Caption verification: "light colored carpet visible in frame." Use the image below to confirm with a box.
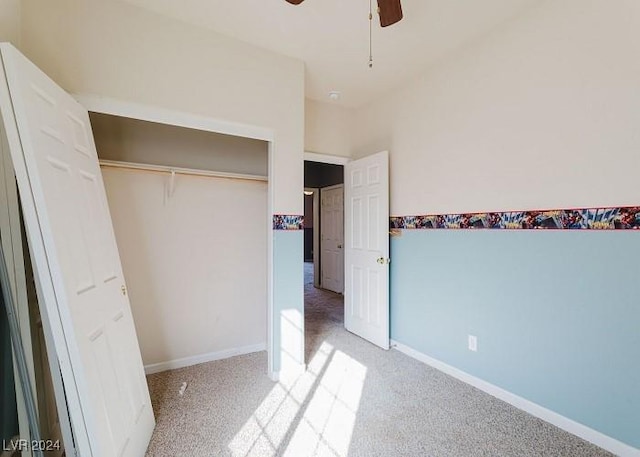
[144,262,612,457]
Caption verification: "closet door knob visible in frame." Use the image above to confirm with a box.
[121,285,127,296]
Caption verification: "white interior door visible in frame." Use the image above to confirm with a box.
[344,151,389,349]
[0,43,154,456]
[320,184,344,293]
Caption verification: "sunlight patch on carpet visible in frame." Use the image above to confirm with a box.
[229,341,367,457]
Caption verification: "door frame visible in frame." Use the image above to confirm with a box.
[303,187,320,288]
[0,115,37,457]
[76,96,280,383]
[303,152,350,291]
[2,124,70,457]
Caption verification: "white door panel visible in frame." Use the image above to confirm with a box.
[344,151,389,349]
[320,185,344,294]
[0,43,154,457]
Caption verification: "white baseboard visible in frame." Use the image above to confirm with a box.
[144,343,267,375]
[391,340,640,457]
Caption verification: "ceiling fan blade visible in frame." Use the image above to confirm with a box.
[285,0,305,4]
[377,0,403,27]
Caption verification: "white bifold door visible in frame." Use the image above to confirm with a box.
[344,151,390,350]
[0,43,154,456]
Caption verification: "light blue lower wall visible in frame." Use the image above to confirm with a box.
[390,230,640,449]
[273,230,304,373]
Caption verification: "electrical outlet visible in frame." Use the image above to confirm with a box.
[468,335,478,352]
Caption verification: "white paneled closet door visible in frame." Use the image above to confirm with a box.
[0,43,154,457]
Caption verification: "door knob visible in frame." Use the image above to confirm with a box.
[121,285,127,296]
[338,244,343,249]
[377,257,390,265]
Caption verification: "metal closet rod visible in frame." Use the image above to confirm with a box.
[98,159,268,182]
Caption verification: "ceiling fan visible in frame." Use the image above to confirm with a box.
[285,0,403,28]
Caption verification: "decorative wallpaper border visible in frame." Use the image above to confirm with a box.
[390,206,640,230]
[273,215,304,230]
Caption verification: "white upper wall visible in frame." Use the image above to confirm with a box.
[0,0,20,45]
[353,0,640,216]
[21,0,304,213]
[305,99,353,158]
[118,0,539,108]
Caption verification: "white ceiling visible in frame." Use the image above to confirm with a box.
[121,0,539,107]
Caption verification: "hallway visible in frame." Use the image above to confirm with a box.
[304,261,343,363]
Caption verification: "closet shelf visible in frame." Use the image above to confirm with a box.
[98,159,267,182]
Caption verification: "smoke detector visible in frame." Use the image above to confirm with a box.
[328,91,341,101]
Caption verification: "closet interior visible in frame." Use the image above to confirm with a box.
[90,113,269,373]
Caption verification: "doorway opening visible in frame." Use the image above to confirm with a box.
[303,159,345,364]
[304,161,345,292]
[303,150,391,367]
[89,111,270,377]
